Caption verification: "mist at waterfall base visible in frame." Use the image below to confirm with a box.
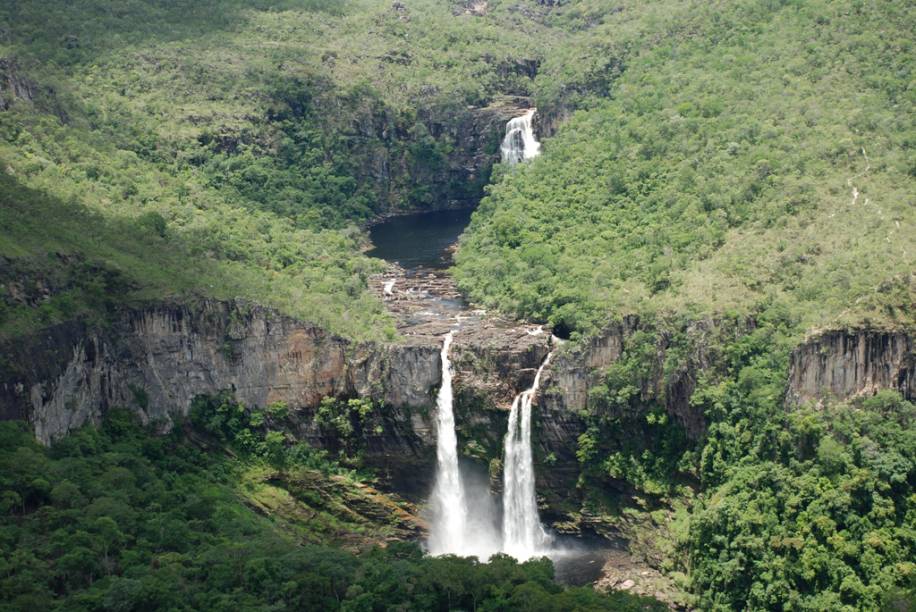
[425,331,502,559]
[425,461,610,586]
[425,334,582,564]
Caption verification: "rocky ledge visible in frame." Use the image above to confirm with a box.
[0,265,561,498]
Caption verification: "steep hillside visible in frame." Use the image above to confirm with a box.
[450,2,915,608]
[0,1,913,610]
[456,0,915,336]
[0,0,559,339]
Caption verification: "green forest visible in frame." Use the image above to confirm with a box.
[0,0,913,610]
[0,407,663,611]
[455,0,913,337]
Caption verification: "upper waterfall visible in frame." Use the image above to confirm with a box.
[501,350,553,559]
[500,108,541,165]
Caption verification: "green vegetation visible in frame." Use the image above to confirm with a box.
[572,316,915,610]
[450,2,915,605]
[0,170,392,338]
[690,392,915,610]
[0,0,558,340]
[456,0,915,336]
[1,0,914,609]
[0,408,665,611]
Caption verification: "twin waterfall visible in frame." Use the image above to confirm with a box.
[500,108,542,164]
[428,111,548,560]
[502,352,553,558]
[428,329,554,561]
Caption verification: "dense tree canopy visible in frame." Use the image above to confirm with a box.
[0,409,665,612]
[456,0,914,337]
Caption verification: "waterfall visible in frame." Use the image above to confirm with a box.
[424,330,558,560]
[500,108,541,165]
[427,331,468,555]
[501,351,553,559]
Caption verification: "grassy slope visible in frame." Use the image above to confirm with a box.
[455,0,915,337]
[0,0,556,340]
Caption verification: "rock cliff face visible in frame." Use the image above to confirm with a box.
[542,318,639,415]
[542,322,916,447]
[786,330,915,406]
[0,57,68,121]
[541,316,719,441]
[0,58,37,110]
[327,96,532,215]
[0,296,558,496]
[0,300,442,445]
[1,294,911,511]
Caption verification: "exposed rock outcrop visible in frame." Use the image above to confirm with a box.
[786,329,915,406]
[543,322,915,453]
[542,317,639,414]
[453,0,488,17]
[542,316,724,441]
[317,95,532,215]
[0,57,68,121]
[0,300,442,446]
[0,282,560,496]
[0,58,37,109]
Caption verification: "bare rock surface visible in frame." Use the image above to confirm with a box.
[787,329,914,406]
[370,263,552,406]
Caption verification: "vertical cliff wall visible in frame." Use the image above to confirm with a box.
[1,297,911,512]
[786,330,915,406]
[0,298,560,497]
[541,316,718,441]
[0,300,442,445]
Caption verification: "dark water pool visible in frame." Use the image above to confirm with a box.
[367,208,473,269]
[551,546,614,586]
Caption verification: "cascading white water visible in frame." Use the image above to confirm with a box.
[425,326,557,560]
[500,108,541,165]
[427,331,468,555]
[501,351,553,559]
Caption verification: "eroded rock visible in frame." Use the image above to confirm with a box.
[787,329,914,406]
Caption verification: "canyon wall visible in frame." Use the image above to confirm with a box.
[0,300,442,445]
[0,299,911,506]
[542,321,915,445]
[541,316,720,441]
[322,95,533,215]
[0,299,554,496]
[786,330,915,406]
